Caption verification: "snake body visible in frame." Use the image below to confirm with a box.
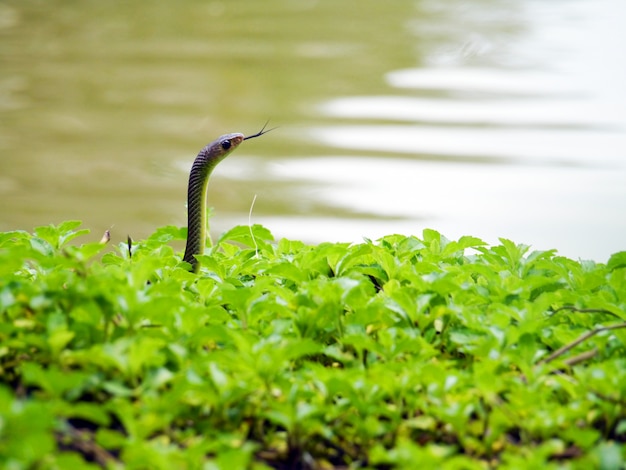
[183,126,270,272]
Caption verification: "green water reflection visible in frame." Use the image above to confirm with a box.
[0,0,415,236]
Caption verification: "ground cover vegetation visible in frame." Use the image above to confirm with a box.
[1,221,625,469]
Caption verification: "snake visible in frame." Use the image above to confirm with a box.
[182,124,271,272]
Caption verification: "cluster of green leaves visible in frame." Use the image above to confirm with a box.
[1,221,625,469]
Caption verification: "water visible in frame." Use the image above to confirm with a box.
[1,0,625,261]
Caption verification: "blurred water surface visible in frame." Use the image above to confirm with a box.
[1,0,624,260]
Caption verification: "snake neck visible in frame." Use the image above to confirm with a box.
[182,153,215,272]
[181,132,245,272]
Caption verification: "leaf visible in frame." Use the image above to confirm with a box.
[0,387,56,465]
[30,237,54,257]
[217,224,274,250]
[441,235,487,257]
[95,428,127,449]
[102,381,134,397]
[422,228,448,253]
[34,220,88,248]
[283,338,323,361]
[47,329,75,356]
[147,225,187,242]
[21,363,90,398]
[498,238,530,267]
[59,228,90,247]
[594,442,623,470]
[607,251,626,271]
[64,241,107,261]
[56,401,111,426]
[0,229,30,247]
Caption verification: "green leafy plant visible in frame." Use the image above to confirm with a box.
[1,222,625,468]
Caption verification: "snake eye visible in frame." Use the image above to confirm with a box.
[221,139,232,150]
